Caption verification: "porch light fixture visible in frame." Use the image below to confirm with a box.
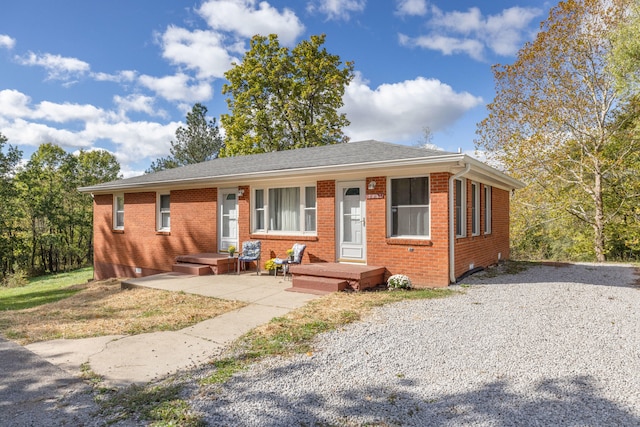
[238,189,245,196]
[368,181,376,190]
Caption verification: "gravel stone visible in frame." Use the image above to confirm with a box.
[191,262,640,426]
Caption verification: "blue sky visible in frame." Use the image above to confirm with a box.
[0,0,550,177]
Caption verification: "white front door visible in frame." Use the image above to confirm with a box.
[337,181,366,262]
[219,189,238,252]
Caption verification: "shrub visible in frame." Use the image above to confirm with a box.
[3,268,28,288]
[387,274,411,290]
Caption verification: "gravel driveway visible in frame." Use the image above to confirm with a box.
[191,262,640,426]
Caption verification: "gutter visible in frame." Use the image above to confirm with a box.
[449,162,471,284]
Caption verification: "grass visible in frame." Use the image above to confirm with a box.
[95,383,205,427]
[0,273,246,345]
[0,267,94,310]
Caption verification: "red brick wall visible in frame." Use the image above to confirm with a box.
[453,182,510,279]
[92,176,511,286]
[93,189,217,280]
[367,173,451,287]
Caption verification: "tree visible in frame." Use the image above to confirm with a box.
[221,34,354,156]
[0,133,23,277]
[476,0,636,262]
[609,0,640,96]
[147,103,223,173]
[14,144,121,273]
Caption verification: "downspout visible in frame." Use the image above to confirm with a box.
[449,163,471,283]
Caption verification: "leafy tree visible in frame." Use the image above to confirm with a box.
[14,144,121,273]
[476,0,636,262]
[221,34,354,156]
[147,103,223,173]
[609,0,640,96]
[0,133,23,277]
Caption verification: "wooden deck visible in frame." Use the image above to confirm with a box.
[288,263,386,294]
[173,253,237,275]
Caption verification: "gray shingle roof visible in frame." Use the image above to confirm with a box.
[80,140,458,192]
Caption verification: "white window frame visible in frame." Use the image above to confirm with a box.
[471,181,480,236]
[484,185,492,235]
[157,192,171,231]
[113,193,124,230]
[388,175,431,239]
[252,184,317,235]
[455,178,466,238]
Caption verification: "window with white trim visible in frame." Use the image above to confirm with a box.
[484,185,492,234]
[471,182,480,236]
[157,193,170,231]
[455,178,466,237]
[304,186,316,232]
[390,176,430,237]
[114,194,124,230]
[253,185,316,233]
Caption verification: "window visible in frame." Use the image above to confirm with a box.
[254,189,265,231]
[484,186,492,234]
[455,178,466,237]
[471,182,480,236]
[114,194,124,230]
[304,186,316,232]
[390,177,430,237]
[253,185,316,233]
[158,193,170,231]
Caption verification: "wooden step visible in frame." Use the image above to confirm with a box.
[172,263,211,276]
[289,275,348,294]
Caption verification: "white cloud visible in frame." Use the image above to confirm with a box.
[114,94,167,118]
[399,33,485,61]
[16,52,90,80]
[342,73,483,142]
[92,70,138,83]
[395,0,427,17]
[0,34,16,50]
[33,101,107,123]
[138,73,213,103]
[198,0,304,46]
[400,5,542,60]
[160,26,238,79]
[0,89,32,118]
[82,120,180,166]
[307,0,366,20]
[2,118,90,148]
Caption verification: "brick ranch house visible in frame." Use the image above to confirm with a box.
[79,140,523,287]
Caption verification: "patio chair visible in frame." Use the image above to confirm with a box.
[237,240,261,275]
[274,243,306,280]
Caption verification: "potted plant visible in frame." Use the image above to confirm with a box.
[264,258,276,272]
[387,274,412,290]
[228,245,236,257]
[286,248,294,262]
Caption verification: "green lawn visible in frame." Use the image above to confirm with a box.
[0,267,94,311]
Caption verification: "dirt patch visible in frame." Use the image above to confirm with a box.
[0,278,246,345]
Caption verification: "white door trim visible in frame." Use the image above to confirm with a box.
[219,188,238,253]
[336,181,367,264]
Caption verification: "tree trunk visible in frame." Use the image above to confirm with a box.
[593,170,606,262]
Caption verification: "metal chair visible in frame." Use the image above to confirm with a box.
[237,240,261,275]
[274,243,306,279]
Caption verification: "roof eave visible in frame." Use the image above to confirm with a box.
[79,153,524,194]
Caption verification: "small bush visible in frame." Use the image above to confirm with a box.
[387,274,412,290]
[3,268,28,288]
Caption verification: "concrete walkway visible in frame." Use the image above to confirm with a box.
[25,273,319,388]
